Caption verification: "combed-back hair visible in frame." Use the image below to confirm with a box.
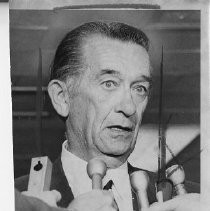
[50,21,150,81]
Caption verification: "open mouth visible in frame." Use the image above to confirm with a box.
[107,125,133,132]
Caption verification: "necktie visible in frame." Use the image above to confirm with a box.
[103,180,113,190]
[103,179,138,211]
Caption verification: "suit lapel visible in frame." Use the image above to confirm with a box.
[49,158,157,209]
[50,157,74,208]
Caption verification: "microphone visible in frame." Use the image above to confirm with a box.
[166,165,187,196]
[87,158,107,189]
[130,170,149,209]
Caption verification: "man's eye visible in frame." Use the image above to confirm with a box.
[134,85,148,96]
[102,80,118,89]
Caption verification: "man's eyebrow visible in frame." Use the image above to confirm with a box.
[133,75,152,84]
[95,69,152,83]
[95,69,121,79]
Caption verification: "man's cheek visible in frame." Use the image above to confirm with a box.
[134,106,147,129]
[84,101,101,142]
[136,99,148,115]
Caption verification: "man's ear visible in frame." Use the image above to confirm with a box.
[48,80,70,117]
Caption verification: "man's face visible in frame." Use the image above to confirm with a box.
[66,35,151,167]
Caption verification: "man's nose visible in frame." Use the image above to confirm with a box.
[114,90,136,117]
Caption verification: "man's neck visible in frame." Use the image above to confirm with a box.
[66,141,128,170]
[65,129,89,162]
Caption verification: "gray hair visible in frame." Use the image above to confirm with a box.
[50,21,150,81]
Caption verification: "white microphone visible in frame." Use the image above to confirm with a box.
[166,165,187,195]
[87,158,107,189]
[130,170,149,209]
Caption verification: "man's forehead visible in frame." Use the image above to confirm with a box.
[80,34,150,82]
[82,34,148,54]
[82,34,150,68]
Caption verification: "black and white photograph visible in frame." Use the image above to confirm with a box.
[1,0,210,210]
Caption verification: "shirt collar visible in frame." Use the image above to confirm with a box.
[61,140,129,190]
[61,140,133,211]
[61,140,91,196]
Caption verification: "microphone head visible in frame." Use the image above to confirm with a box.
[87,158,107,179]
[166,165,185,186]
[130,170,149,192]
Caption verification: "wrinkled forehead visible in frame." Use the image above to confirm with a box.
[82,34,149,58]
[81,34,150,77]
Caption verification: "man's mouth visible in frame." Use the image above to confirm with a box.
[106,125,134,132]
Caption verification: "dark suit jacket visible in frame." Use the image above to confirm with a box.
[15,157,199,210]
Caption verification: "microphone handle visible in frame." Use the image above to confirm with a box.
[174,184,187,195]
[92,174,103,189]
[136,190,149,209]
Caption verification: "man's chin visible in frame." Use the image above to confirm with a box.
[100,146,132,158]
[100,152,130,168]
[96,136,135,161]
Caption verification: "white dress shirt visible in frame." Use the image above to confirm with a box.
[61,140,133,211]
